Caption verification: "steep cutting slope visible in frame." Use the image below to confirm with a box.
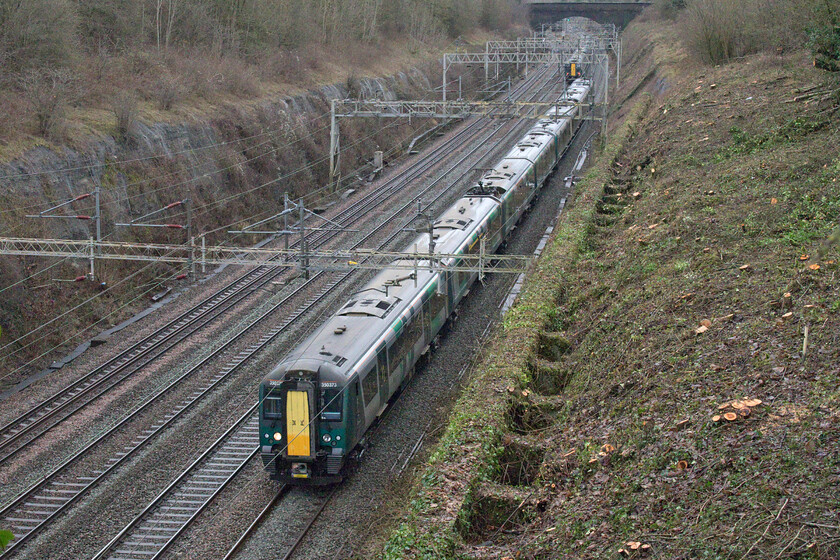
[380,16,840,560]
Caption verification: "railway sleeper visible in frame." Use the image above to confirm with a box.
[125,534,172,541]
[170,497,207,504]
[119,540,162,546]
[114,549,158,556]
[44,488,79,494]
[173,492,212,498]
[5,518,40,525]
[19,509,54,516]
[24,500,64,507]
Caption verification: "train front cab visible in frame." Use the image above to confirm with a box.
[564,61,581,83]
[259,363,347,485]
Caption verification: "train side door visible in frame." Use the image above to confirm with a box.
[361,364,380,426]
[376,345,389,405]
[353,380,365,441]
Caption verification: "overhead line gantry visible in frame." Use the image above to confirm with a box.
[3,22,618,289]
[0,237,532,277]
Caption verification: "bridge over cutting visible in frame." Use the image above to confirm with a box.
[522,0,651,28]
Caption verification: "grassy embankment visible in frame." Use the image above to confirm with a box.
[382,16,840,560]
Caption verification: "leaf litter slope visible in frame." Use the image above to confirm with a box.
[501,22,840,560]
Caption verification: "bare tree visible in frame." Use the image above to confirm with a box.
[112,91,138,141]
[0,0,78,70]
[155,0,178,51]
[156,0,163,51]
[19,68,77,138]
[165,0,179,50]
[362,0,383,41]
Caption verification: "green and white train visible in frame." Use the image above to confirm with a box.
[259,77,592,484]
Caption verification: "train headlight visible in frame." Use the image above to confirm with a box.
[322,433,332,443]
[273,432,282,441]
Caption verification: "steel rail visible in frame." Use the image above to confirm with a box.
[140,64,565,560]
[0,268,283,467]
[0,266,268,452]
[90,405,260,560]
[279,488,338,560]
[0,66,544,471]
[221,485,289,560]
[0,66,559,557]
[0,275,330,555]
[82,64,562,560]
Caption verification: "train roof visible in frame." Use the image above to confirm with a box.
[261,79,591,388]
[478,79,591,193]
[263,196,498,385]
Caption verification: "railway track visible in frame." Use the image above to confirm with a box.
[221,485,335,560]
[93,68,572,560]
[82,70,560,560]
[0,67,548,472]
[221,486,290,560]
[276,489,336,560]
[91,407,261,560]
[0,67,561,558]
[83,69,564,560]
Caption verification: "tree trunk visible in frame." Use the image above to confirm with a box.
[155,0,163,51]
[165,0,177,50]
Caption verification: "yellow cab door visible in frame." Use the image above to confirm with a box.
[286,390,311,457]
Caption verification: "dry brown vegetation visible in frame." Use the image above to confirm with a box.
[0,0,524,380]
[650,0,840,67]
[0,0,525,146]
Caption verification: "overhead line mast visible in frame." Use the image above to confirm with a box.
[4,21,617,287]
[26,184,101,281]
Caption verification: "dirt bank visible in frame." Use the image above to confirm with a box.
[378,15,840,560]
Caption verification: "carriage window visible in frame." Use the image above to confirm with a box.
[430,287,447,319]
[320,388,342,421]
[263,396,283,420]
[423,299,432,338]
[407,307,424,350]
[388,325,408,376]
[362,369,378,407]
[376,348,388,388]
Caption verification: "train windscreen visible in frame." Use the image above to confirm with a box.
[262,388,283,419]
[320,388,342,421]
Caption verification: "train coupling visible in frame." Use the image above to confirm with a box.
[291,462,310,479]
